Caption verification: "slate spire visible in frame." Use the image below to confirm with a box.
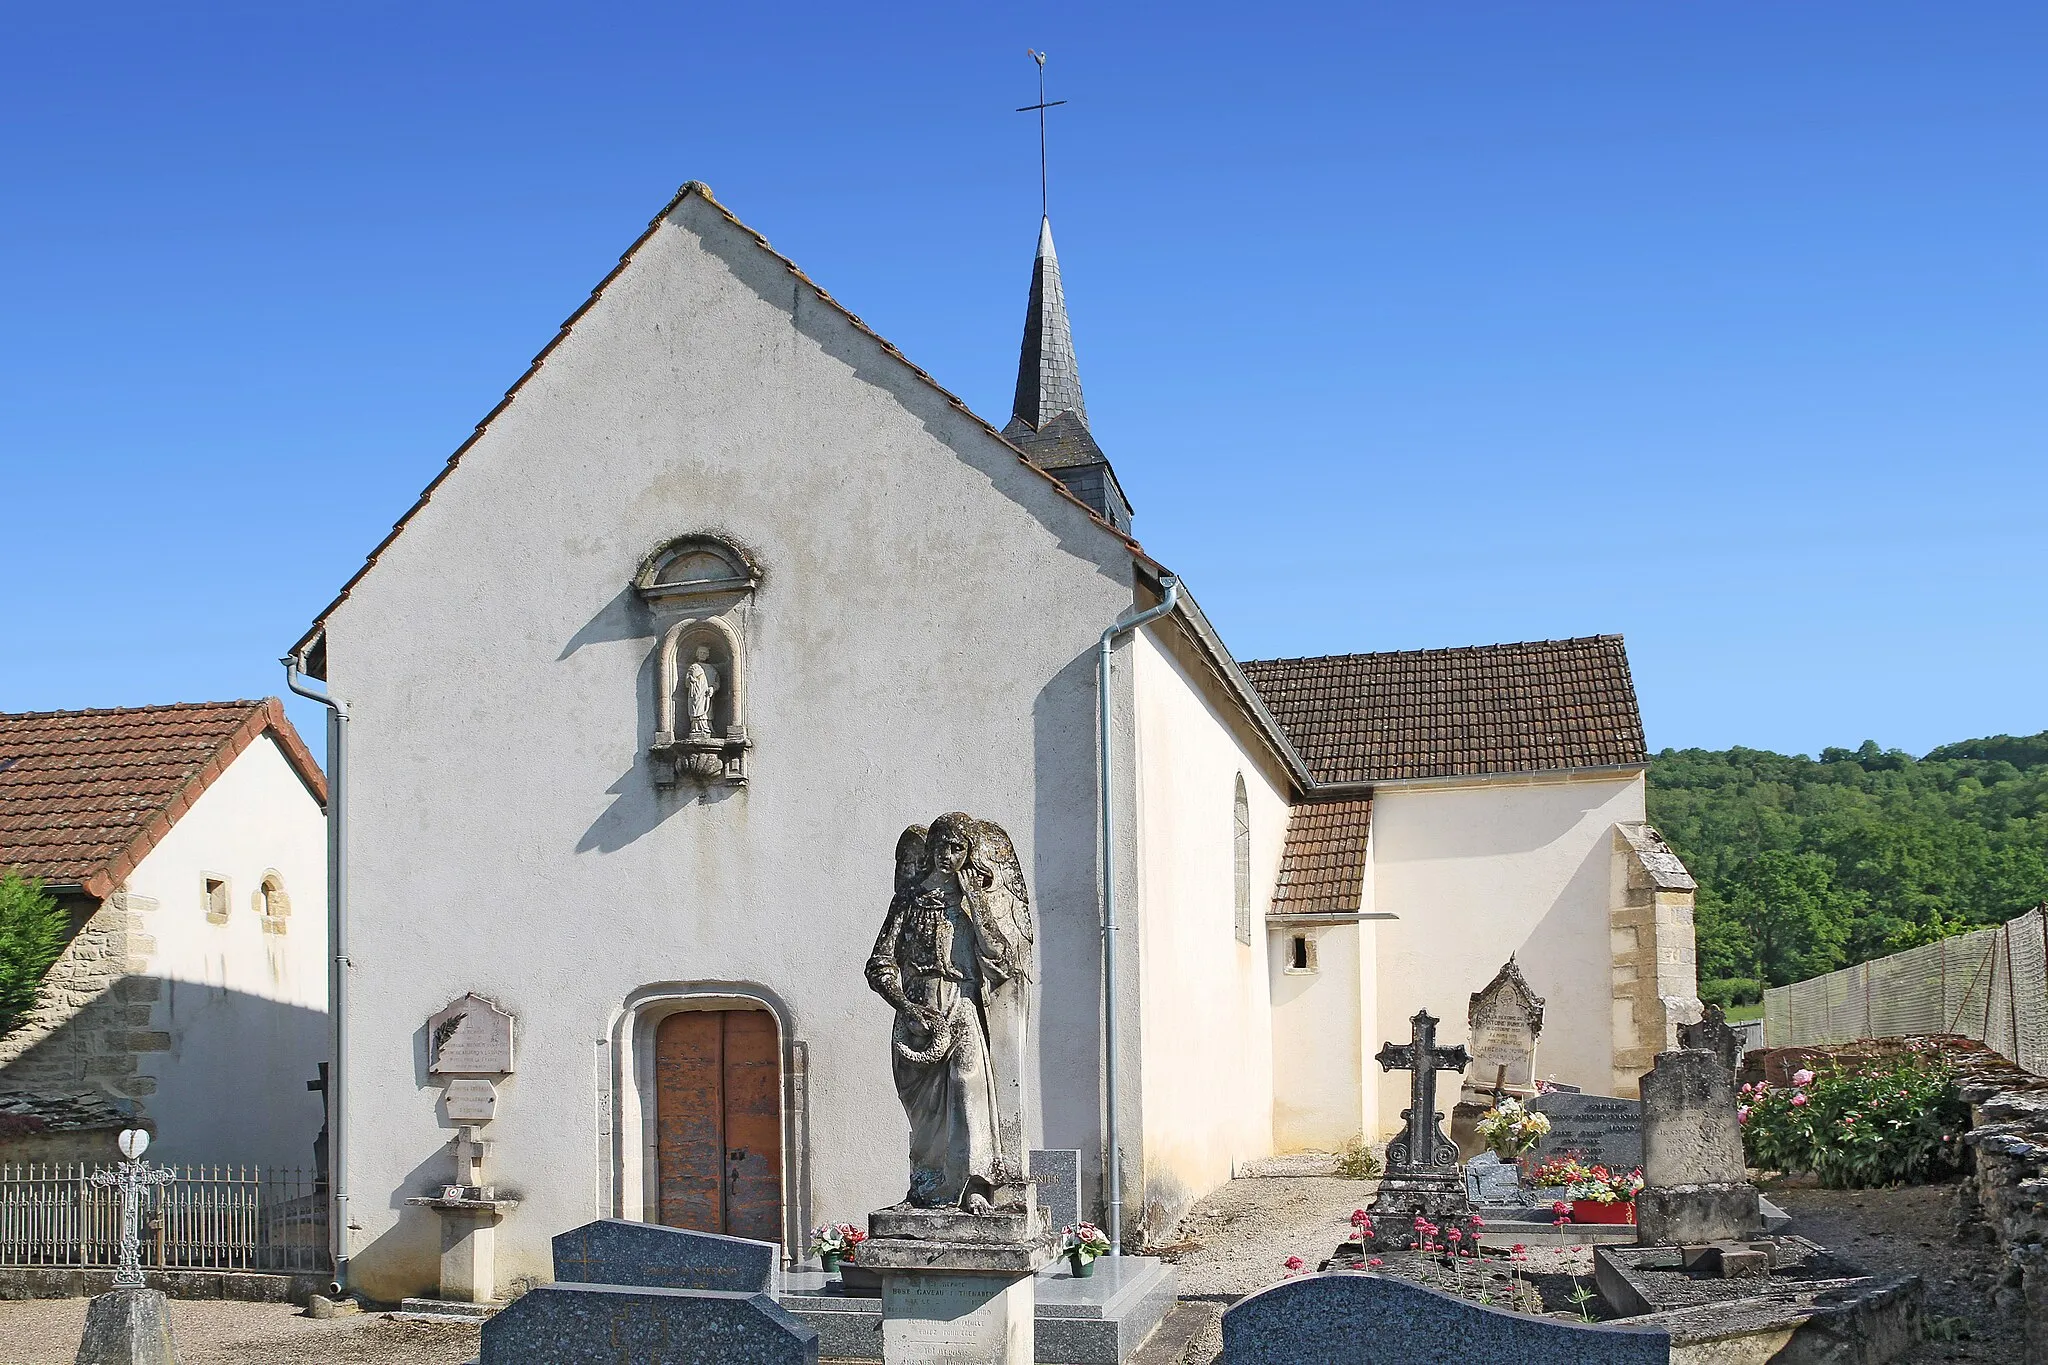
[1010,217,1088,431]
[1001,217,1133,531]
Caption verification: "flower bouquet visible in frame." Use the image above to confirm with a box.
[809,1222,866,1272]
[1529,1155,1642,1224]
[1059,1222,1112,1278]
[1472,1097,1551,1162]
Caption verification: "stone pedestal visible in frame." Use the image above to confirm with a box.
[405,1191,520,1304]
[75,1286,181,1365]
[859,1203,1054,1365]
[1636,1049,1761,1247]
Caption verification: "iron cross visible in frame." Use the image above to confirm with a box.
[1017,49,1068,219]
[89,1155,177,1287]
[1375,1009,1471,1173]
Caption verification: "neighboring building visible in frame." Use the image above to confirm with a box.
[287,182,1698,1300]
[0,700,329,1170]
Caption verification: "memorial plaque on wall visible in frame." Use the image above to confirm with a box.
[428,992,517,1075]
[1528,1092,1643,1171]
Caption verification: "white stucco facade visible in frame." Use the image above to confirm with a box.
[115,734,328,1170]
[1367,771,1647,1132]
[1128,626,1289,1233]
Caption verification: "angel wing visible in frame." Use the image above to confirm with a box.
[967,817,1034,982]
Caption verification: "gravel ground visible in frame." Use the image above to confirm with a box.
[1768,1179,2026,1365]
[0,1300,478,1365]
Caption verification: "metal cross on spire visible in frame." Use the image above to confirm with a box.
[1017,49,1067,220]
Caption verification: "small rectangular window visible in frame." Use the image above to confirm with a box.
[203,876,230,924]
[1284,932,1319,974]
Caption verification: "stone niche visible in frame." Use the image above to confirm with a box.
[634,534,760,788]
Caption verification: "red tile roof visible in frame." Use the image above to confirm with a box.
[1270,797,1372,916]
[1240,636,1648,785]
[0,700,325,898]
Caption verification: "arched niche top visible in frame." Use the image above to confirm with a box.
[634,534,761,608]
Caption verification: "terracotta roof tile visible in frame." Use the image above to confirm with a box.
[0,700,325,897]
[1270,797,1372,916]
[1241,636,1647,785]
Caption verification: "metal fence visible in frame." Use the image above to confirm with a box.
[0,1164,327,1274]
[1765,904,2048,1076]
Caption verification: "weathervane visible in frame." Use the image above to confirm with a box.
[1017,49,1067,219]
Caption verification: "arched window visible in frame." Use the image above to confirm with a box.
[1233,775,1252,944]
[256,872,291,935]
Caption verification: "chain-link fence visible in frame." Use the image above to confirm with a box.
[1764,904,2048,1076]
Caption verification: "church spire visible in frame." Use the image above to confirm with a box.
[1001,218,1133,531]
[1010,216,1088,431]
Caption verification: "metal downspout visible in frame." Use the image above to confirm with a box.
[1096,574,1178,1256]
[284,657,349,1295]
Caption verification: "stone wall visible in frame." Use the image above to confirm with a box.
[0,890,164,1117]
[1609,823,1701,1098]
[1943,1039,2048,1365]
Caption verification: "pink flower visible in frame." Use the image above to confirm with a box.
[1551,1200,1570,1217]
[1511,1243,1527,1255]
[1791,1093,1809,1107]
[1283,1256,1304,1271]
[1469,1215,1485,1228]
[1368,1257,1383,1267]
[1792,1069,1815,1087]
[1352,1209,1370,1225]
[1738,1105,1750,1122]
[1447,1229,1462,1242]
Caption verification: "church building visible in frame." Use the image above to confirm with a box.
[287,182,1699,1301]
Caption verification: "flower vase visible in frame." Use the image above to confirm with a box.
[820,1251,843,1272]
[1068,1251,1096,1279]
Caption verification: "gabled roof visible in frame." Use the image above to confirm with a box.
[1269,797,1372,916]
[0,700,325,898]
[290,184,1153,666]
[1240,636,1648,786]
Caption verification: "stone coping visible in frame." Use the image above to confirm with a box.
[780,1255,1169,1321]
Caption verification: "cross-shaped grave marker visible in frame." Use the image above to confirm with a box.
[89,1130,177,1288]
[1375,1009,1471,1174]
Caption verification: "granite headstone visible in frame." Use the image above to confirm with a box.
[1529,1092,1643,1171]
[1222,1272,1670,1365]
[480,1283,815,1365]
[551,1219,778,1294]
[1463,1152,1524,1205]
[1028,1149,1081,1232]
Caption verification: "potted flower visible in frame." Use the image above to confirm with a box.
[809,1222,864,1272]
[1471,1097,1551,1165]
[1528,1156,1641,1224]
[1059,1222,1111,1278]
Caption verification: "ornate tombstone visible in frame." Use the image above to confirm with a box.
[1677,1003,1742,1073]
[1461,957,1545,1107]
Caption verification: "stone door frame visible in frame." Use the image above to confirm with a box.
[608,983,808,1258]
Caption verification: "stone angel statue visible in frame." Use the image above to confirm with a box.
[866,813,1035,1213]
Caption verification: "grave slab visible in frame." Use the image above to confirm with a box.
[479,1282,815,1365]
[551,1218,779,1294]
[1221,1272,1670,1364]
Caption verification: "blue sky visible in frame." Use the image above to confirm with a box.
[2,3,2041,758]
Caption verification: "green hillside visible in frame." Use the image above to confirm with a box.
[1646,731,2048,1005]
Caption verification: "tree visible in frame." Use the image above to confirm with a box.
[0,871,66,1036]
[1720,849,1862,986]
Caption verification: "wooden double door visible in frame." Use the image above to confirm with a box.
[654,1008,784,1243]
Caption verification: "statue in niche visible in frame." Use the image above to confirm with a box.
[683,644,721,739]
[866,814,1034,1213]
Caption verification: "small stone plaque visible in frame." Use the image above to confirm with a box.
[881,1271,1033,1364]
[1028,1149,1080,1231]
[552,1219,778,1295]
[1529,1092,1643,1171]
[443,1079,496,1123]
[1463,1152,1524,1205]
[480,1283,815,1364]
[428,993,515,1076]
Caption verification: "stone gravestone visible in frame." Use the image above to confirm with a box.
[1461,958,1544,1106]
[480,1283,816,1365]
[1677,1004,1742,1073]
[1027,1149,1081,1232]
[1634,1050,1762,1247]
[553,1219,779,1294]
[1222,1272,1670,1365]
[1529,1092,1644,1172]
[1360,1009,1472,1245]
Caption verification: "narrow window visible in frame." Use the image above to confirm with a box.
[257,873,290,935]
[203,876,230,924]
[1286,933,1319,974]
[1233,775,1252,945]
